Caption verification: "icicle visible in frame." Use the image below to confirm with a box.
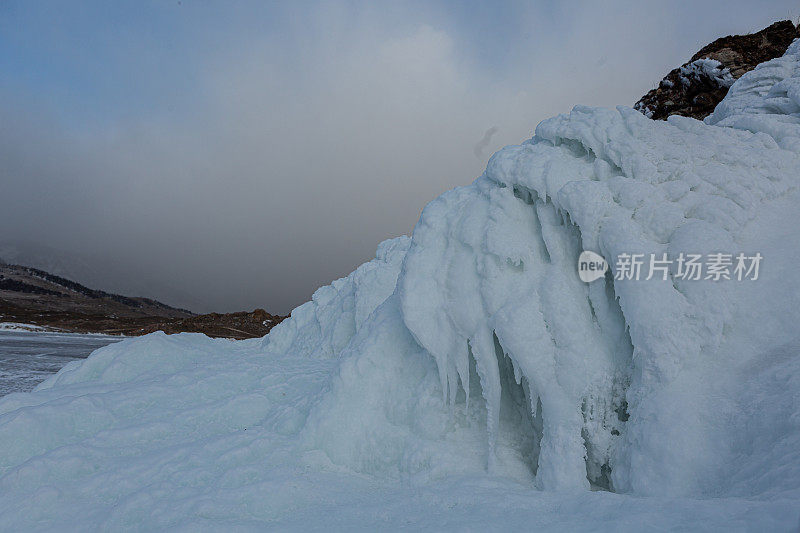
[470,327,501,472]
[458,341,471,414]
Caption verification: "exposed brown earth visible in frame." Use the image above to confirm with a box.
[635,20,800,120]
[135,308,284,339]
[0,262,284,339]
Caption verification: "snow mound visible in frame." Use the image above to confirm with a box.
[1,39,800,530]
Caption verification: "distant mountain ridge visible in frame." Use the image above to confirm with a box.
[14,267,173,310]
[0,261,284,338]
[0,262,192,317]
[0,240,205,312]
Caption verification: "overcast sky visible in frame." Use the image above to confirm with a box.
[1,1,797,313]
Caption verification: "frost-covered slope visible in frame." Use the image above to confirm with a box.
[0,41,799,531]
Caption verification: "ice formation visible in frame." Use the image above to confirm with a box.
[396,99,798,495]
[0,40,799,531]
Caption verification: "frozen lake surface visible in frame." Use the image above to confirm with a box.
[0,330,124,396]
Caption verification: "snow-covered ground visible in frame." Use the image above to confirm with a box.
[0,322,60,332]
[1,40,800,532]
[0,330,124,396]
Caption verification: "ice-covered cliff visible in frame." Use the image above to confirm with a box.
[0,39,799,532]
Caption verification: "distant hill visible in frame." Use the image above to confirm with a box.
[0,240,205,312]
[0,262,284,338]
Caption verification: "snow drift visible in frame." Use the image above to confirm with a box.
[1,40,800,531]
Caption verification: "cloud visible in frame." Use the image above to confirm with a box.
[1,1,797,313]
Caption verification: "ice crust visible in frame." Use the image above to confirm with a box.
[1,40,800,531]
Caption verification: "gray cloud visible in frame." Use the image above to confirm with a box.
[1,2,797,314]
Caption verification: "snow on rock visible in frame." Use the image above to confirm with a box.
[0,38,800,530]
[260,236,409,359]
[678,58,735,88]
